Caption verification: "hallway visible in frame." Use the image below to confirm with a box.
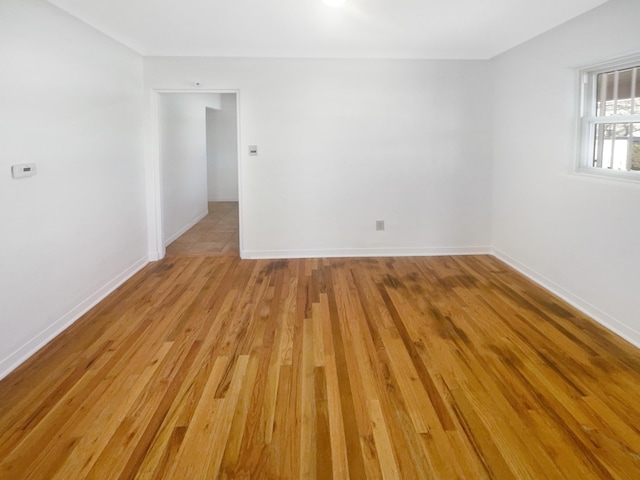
[165,202,239,257]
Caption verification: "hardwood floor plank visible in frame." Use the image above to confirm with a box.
[205,355,251,478]
[164,355,229,479]
[300,316,317,479]
[314,366,334,480]
[368,399,400,480]
[324,265,368,479]
[449,386,519,480]
[272,364,296,478]
[217,355,260,477]
[320,293,350,479]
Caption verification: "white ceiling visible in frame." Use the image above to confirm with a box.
[46,0,608,59]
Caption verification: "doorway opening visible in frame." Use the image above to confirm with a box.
[151,90,241,259]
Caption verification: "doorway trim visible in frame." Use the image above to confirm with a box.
[146,88,243,261]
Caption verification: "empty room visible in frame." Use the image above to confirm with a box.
[1,0,640,478]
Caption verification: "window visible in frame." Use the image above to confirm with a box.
[579,55,640,179]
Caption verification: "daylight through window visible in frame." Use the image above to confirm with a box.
[580,57,640,178]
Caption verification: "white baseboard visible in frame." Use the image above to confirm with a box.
[240,246,493,260]
[493,249,640,349]
[0,256,149,381]
[164,210,208,246]
[148,251,163,262]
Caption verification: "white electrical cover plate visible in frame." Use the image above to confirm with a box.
[11,163,37,179]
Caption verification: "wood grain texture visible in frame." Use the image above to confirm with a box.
[1,255,640,479]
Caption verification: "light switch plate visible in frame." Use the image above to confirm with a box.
[248,145,258,156]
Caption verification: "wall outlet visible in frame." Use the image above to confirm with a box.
[376,220,385,231]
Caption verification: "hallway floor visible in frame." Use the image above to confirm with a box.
[165,202,239,257]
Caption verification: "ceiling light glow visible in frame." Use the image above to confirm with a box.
[323,0,347,6]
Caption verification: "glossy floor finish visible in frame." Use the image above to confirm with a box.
[1,255,640,479]
[165,202,239,257]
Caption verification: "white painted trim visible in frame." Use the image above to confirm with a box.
[235,93,244,258]
[576,53,640,180]
[0,256,149,380]
[145,90,164,261]
[242,246,493,260]
[492,249,640,349]
[575,166,640,184]
[146,88,243,262]
[164,209,208,246]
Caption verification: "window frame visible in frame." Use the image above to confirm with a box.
[577,54,640,182]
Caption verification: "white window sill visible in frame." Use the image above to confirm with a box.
[576,166,640,183]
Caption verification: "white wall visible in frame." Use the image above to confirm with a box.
[145,58,494,258]
[492,0,640,346]
[207,94,239,201]
[158,93,221,244]
[0,0,147,378]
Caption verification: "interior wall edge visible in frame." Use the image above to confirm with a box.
[492,248,640,350]
[0,256,149,381]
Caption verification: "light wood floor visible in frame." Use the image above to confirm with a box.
[1,255,640,479]
[166,202,239,257]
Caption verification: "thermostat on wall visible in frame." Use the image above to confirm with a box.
[11,163,37,179]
